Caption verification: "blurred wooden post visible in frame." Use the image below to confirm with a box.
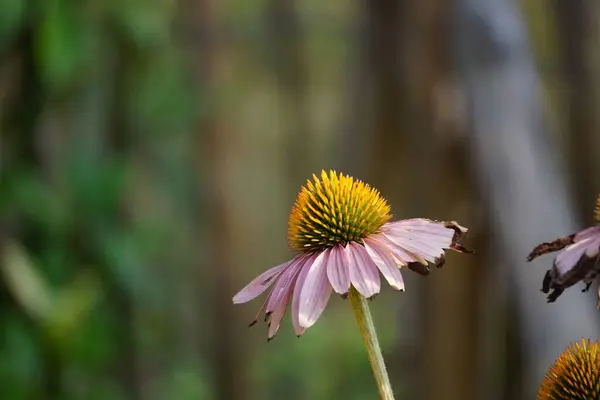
[266,0,311,188]
[553,0,600,220]
[402,3,480,400]
[183,0,245,398]
[362,0,407,191]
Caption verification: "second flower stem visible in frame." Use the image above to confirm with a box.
[348,287,395,400]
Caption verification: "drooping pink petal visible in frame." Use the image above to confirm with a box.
[248,288,274,327]
[267,293,291,341]
[298,251,333,329]
[584,239,600,258]
[381,219,454,262]
[326,246,350,295]
[373,233,424,266]
[363,237,405,291]
[291,256,313,336]
[575,226,600,241]
[346,242,381,298]
[265,255,306,314]
[232,262,289,304]
[384,219,454,247]
[383,230,448,261]
[384,218,457,238]
[555,236,600,275]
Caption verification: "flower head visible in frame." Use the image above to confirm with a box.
[538,339,600,400]
[233,170,471,340]
[527,194,600,305]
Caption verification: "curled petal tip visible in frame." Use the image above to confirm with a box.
[444,220,468,233]
[546,288,564,303]
[248,320,258,328]
[408,262,431,276]
[450,243,474,254]
[542,271,552,294]
[267,329,281,341]
[434,255,446,268]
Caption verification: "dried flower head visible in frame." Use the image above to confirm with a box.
[538,339,600,400]
[232,170,472,340]
[527,194,600,305]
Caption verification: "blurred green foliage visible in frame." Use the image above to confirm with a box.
[1,0,199,398]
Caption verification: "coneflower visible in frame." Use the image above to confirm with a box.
[233,170,471,400]
[538,339,600,400]
[527,194,600,305]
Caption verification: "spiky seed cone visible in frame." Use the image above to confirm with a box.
[287,170,391,252]
[538,339,600,400]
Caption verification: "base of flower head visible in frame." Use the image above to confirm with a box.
[338,289,380,301]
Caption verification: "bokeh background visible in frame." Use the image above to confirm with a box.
[2,0,600,399]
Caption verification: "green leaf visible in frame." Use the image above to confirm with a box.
[45,269,102,343]
[2,241,54,322]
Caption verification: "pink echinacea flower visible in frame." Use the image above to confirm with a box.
[527,195,600,306]
[233,170,471,340]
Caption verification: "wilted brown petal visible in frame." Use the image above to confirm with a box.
[526,235,574,262]
[531,229,600,304]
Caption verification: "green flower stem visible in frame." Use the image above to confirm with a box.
[348,287,395,400]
